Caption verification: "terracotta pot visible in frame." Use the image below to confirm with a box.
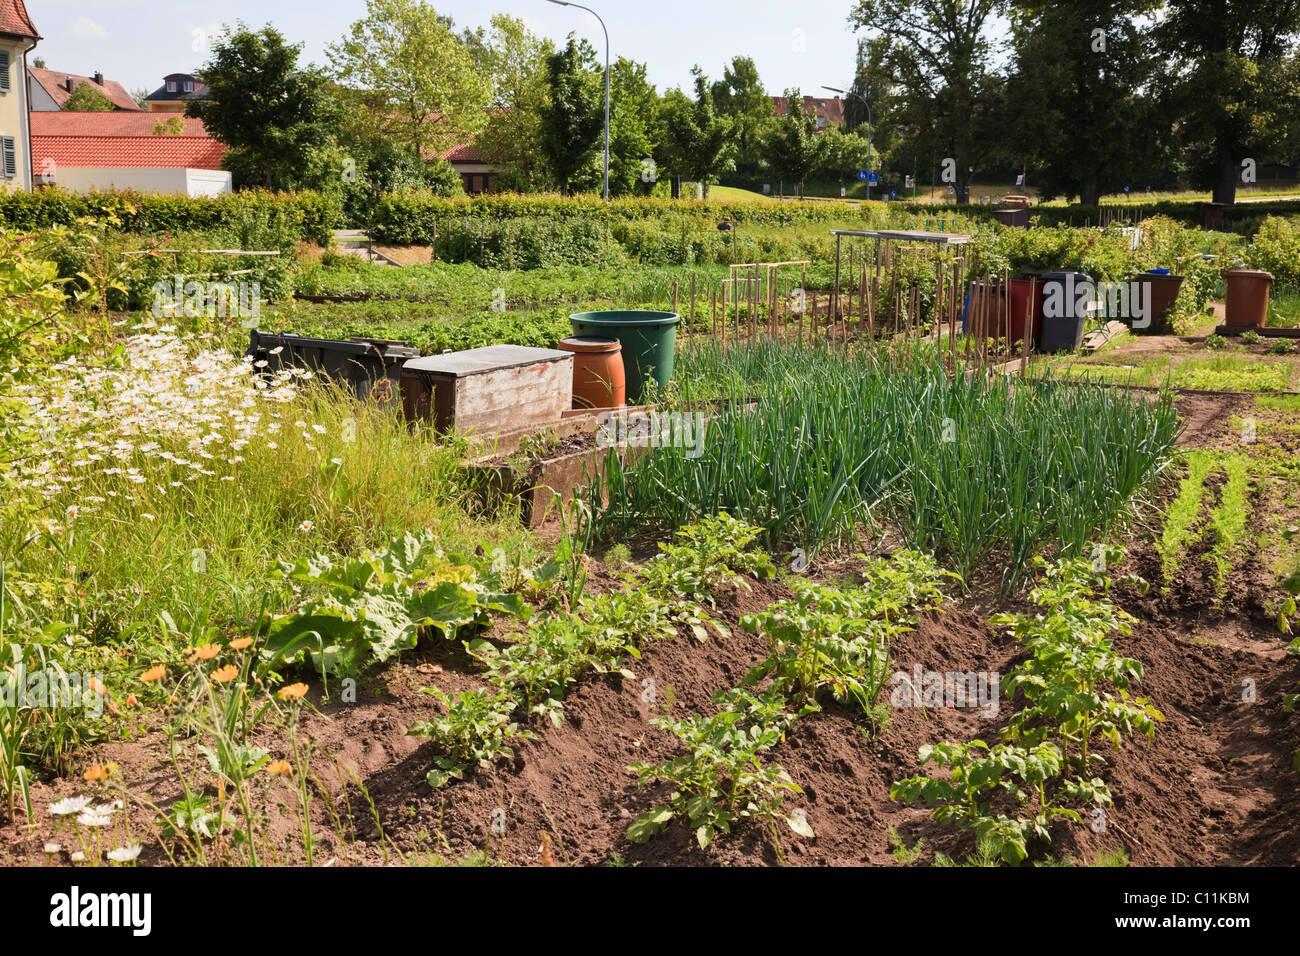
[1221,269,1274,328]
[1129,273,1185,333]
[557,336,626,409]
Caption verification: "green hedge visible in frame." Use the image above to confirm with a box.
[899,197,1300,235]
[0,188,341,246]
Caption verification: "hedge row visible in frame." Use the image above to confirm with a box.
[900,197,1300,235]
[368,189,880,244]
[0,188,340,246]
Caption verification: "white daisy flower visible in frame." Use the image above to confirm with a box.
[107,844,142,863]
[49,796,93,816]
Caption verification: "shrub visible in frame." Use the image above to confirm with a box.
[1247,216,1300,286]
[0,188,341,246]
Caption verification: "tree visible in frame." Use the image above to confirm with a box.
[130,87,150,110]
[63,83,114,111]
[711,56,771,171]
[463,14,555,191]
[819,126,875,182]
[188,22,341,189]
[539,36,604,195]
[657,68,734,198]
[329,0,490,161]
[766,88,829,198]
[152,116,185,136]
[848,0,1002,203]
[609,57,658,196]
[1156,0,1300,204]
[1005,2,1167,205]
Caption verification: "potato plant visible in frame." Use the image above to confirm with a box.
[626,688,812,851]
[893,549,1158,864]
[740,582,895,711]
[408,689,533,788]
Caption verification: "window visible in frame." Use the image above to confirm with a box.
[1,137,17,179]
[816,116,826,129]
[183,80,194,92]
[0,50,9,93]
[166,80,177,92]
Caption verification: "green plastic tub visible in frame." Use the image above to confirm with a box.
[568,310,680,401]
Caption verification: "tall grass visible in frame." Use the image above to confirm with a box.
[592,341,1181,585]
[1,378,534,646]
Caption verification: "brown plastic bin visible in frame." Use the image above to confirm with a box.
[1221,269,1274,328]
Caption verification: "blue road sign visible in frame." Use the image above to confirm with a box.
[869,172,879,185]
[857,169,869,182]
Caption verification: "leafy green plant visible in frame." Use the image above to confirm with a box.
[994,552,1164,773]
[887,826,926,864]
[636,512,776,606]
[595,343,1180,585]
[891,740,1088,865]
[627,687,813,852]
[741,581,894,711]
[1241,329,1262,344]
[408,688,533,788]
[468,613,639,728]
[260,532,528,677]
[894,551,1156,865]
[1204,332,1227,350]
[1267,337,1297,355]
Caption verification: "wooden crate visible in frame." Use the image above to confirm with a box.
[400,345,573,435]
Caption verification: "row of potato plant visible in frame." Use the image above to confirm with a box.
[891,547,1163,864]
[627,548,953,854]
[409,514,778,787]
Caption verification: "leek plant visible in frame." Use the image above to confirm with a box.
[592,341,1180,585]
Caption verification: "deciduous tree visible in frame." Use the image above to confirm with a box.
[328,0,490,161]
[188,22,341,190]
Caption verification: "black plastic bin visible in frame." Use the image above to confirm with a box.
[1038,271,1091,353]
[247,331,419,407]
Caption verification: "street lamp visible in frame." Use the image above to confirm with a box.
[822,85,872,202]
[548,0,610,201]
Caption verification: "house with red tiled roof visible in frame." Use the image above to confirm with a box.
[0,0,39,191]
[773,95,845,130]
[438,141,496,194]
[31,112,230,197]
[29,67,142,112]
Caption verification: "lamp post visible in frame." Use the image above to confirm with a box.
[548,0,610,201]
[822,85,872,201]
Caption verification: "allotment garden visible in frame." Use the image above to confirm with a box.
[1,188,1298,867]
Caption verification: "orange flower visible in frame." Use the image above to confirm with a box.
[229,637,254,652]
[140,664,166,682]
[277,683,309,701]
[194,643,220,661]
[83,763,116,782]
[266,760,292,775]
[211,665,239,683]
[88,677,107,695]
[125,694,138,707]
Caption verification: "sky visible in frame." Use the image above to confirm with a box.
[29,0,868,100]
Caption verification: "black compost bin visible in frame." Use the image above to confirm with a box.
[1038,272,1091,353]
[247,331,419,406]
